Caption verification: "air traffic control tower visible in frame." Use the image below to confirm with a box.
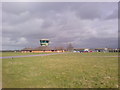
[40,39,49,46]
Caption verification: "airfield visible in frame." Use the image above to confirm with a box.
[1,52,119,88]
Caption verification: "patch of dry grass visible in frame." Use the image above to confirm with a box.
[2,53,118,88]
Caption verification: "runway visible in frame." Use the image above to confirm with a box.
[0,53,119,59]
[0,52,66,59]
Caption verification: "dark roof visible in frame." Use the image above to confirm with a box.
[21,48,33,51]
[34,46,51,51]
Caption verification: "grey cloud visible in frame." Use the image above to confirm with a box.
[77,37,118,48]
[105,9,118,20]
[2,2,31,14]
[71,2,118,20]
[2,2,118,50]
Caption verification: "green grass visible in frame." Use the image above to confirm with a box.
[2,52,118,88]
[0,52,2,88]
[0,56,1,88]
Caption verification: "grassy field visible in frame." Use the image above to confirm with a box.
[0,52,1,88]
[2,52,118,88]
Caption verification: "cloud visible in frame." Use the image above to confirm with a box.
[2,2,118,50]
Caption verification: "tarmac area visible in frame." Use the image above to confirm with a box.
[0,52,120,59]
[0,52,67,59]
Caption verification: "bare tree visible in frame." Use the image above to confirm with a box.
[67,43,74,52]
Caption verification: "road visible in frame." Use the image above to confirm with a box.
[0,52,119,59]
[0,52,66,59]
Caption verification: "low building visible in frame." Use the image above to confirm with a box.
[74,48,89,52]
[94,48,105,52]
[21,46,64,53]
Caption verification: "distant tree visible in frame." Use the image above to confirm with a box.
[67,43,74,52]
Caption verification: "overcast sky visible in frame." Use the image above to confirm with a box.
[2,2,118,50]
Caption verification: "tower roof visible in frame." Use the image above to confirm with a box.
[40,39,49,41]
